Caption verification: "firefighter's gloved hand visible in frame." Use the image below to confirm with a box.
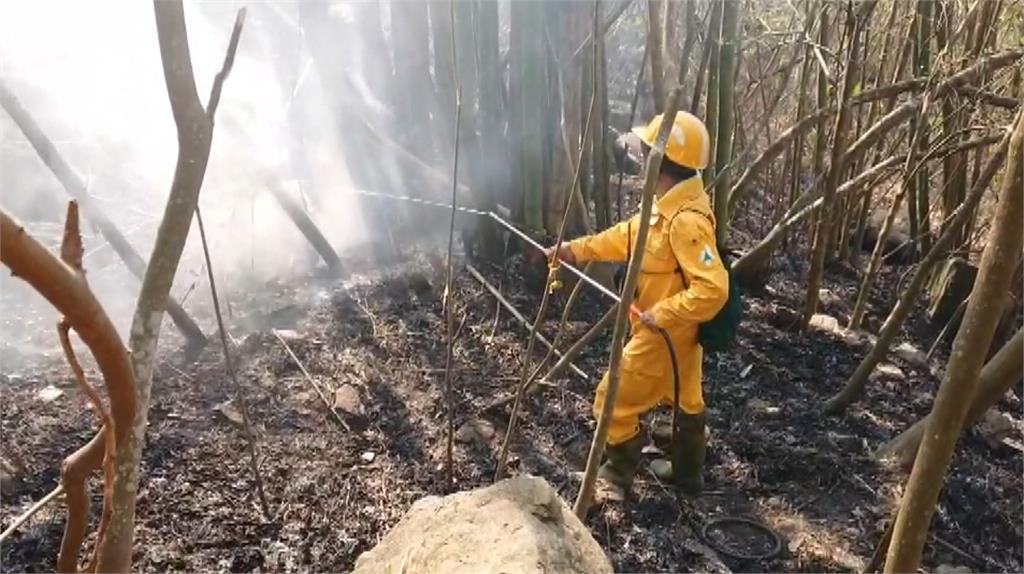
[543,244,576,265]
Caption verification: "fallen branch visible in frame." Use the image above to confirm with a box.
[482,304,615,413]
[0,485,65,543]
[271,329,351,431]
[0,77,207,349]
[466,265,588,381]
[726,49,1023,214]
[264,181,343,275]
[1,203,136,573]
[733,131,1003,286]
[824,124,1013,414]
[195,208,271,518]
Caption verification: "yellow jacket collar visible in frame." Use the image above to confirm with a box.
[654,176,703,218]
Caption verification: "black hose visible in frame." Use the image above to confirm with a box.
[701,516,783,561]
[655,326,681,474]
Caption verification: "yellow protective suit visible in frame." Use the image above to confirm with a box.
[568,176,728,445]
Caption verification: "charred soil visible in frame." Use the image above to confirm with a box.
[1,247,1021,573]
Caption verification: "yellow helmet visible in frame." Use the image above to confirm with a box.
[631,111,711,170]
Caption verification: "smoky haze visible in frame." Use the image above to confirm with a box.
[0,1,439,368]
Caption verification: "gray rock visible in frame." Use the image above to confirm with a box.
[894,342,929,368]
[353,476,612,574]
[874,363,906,380]
[37,384,63,402]
[333,384,364,416]
[808,314,842,334]
[978,410,1017,448]
[746,398,782,418]
[455,419,496,444]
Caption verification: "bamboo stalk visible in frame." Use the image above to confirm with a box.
[574,86,684,518]
[493,14,603,481]
[482,304,615,414]
[442,0,462,489]
[195,208,270,519]
[466,264,588,381]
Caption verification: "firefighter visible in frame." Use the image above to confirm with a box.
[546,111,728,501]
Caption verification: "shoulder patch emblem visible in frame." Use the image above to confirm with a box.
[700,245,715,267]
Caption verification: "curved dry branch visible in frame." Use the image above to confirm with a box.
[1,206,135,573]
[57,431,105,573]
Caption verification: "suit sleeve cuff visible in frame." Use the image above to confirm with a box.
[568,238,589,262]
[650,300,679,328]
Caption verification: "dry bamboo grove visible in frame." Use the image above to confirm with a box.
[0,0,1021,572]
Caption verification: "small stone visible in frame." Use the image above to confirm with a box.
[768,306,802,330]
[978,410,1016,448]
[360,451,376,463]
[37,384,63,402]
[333,384,364,415]
[455,419,496,444]
[808,314,841,334]
[214,402,244,427]
[1,456,23,492]
[818,288,837,307]
[875,363,906,380]
[274,329,303,341]
[455,423,476,444]
[894,342,928,368]
[746,398,782,418]
[649,459,672,480]
[935,565,972,574]
[827,431,863,452]
[641,444,665,456]
[746,398,771,411]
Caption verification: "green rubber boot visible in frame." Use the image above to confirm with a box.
[594,432,646,502]
[650,411,706,496]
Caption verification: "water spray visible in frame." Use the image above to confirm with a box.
[352,187,686,492]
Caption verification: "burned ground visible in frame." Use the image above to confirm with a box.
[1,246,1021,573]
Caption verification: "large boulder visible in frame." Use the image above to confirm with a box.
[353,476,612,574]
